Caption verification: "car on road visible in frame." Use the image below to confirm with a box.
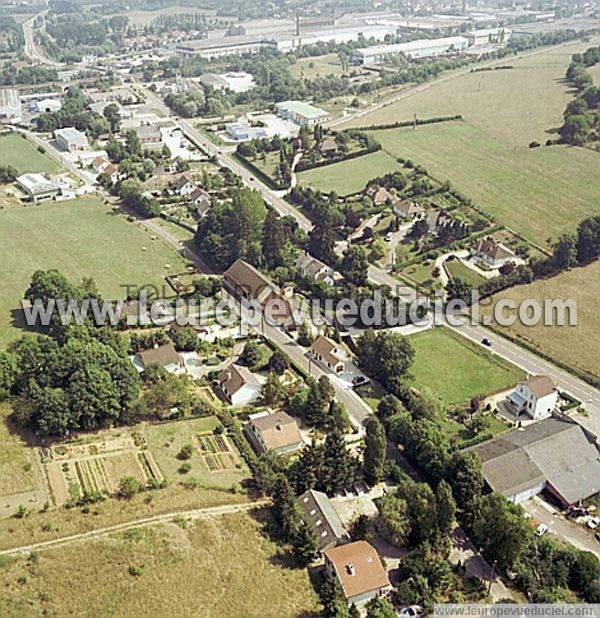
[587,516,600,529]
[385,232,394,242]
[535,524,548,536]
[481,338,492,347]
[352,376,370,387]
[400,606,423,617]
[595,532,600,543]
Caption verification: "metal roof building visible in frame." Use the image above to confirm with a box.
[351,36,469,64]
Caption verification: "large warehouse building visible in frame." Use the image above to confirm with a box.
[351,36,469,65]
[465,27,511,47]
[468,417,600,508]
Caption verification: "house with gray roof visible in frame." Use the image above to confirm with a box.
[298,489,349,550]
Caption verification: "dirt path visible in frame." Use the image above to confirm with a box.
[0,500,267,557]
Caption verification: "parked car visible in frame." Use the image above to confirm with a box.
[400,606,423,618]
[587,517,600,529]
[567,506,587,518]
[481,338,492,347]
[352,376,370,387]
[595,531,600,543]
[535,524,548,536]
[385,232,393,242]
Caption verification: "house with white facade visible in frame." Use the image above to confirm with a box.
[506,375,558,420]
[246,411,303,455]
[54,127,89,152]
[173,174,197,197]
[296,253,336,286]
[311,335,345,374]
[474,238,516,268]
[217,363,261,406]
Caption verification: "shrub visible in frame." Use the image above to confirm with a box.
[118,476,142,499]
[177,443,195,460]
[178,462,192,474]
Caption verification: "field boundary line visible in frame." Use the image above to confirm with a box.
[0,500,268,557]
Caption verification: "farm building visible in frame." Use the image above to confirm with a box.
[54,127,89,152]
[225,122,267,141]
[217,363,262,406]
[506,375,558,421]
[311,335,345,374]
[351,36,469,65]
[298,489,349,551]
[0,88,22,122]
[467,416,600,507]
[275,100,330,126]
[323,541,391,606]
[134,343,185,374]
[246,411,303,455]
[16,173,59,202]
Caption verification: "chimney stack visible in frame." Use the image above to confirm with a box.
[296,13,300,37]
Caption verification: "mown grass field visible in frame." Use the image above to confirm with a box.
[480,260,600,384]
[0,197,188,347]
[342,40,597,148]
[297,149,401,195]
[289,53,345,80]
[409,326,525,406]
[0,512,321,617]
[445,259,488,287]
[0,133,60,174]
[369,121,600,246]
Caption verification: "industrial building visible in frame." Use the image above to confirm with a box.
[464,27,511,47]
[351,36,469,64]
[54,127,89,152]
[16,173,59,202]
[467,417,600,508]
[225,122,267,141]
[199,72,255,93]
[176,38,275,59]
[275,101,329,126]
[0,88,22,123]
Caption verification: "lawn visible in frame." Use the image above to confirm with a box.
[369,121,600,246]
[289,53,345,80]
[144,416,250,490]
[150,217,196,243]
[0,511,322,617]
[297,150,402,195]
[409,326,525,406]
[445,258,487,288]
[0,133,60,174]
[0,197,188,347]
[342,39,598,149]
[480,259,600,385]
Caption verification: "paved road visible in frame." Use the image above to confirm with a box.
[0,500,265,556]
[22,10,60,68]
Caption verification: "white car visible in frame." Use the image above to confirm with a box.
[587,517,600,530]
[535,524,548,536]
[385,232,394,242]
[400,606,423,617]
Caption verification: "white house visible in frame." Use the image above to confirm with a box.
[134,343,185,374]
[246,411,303,455]
[506,375,558,421]
[54,127,89,152]
[474,238,516,268]
[311,335,345,374]
[217,364,261,406]
[91,156,110,174]
[173,174,197,197]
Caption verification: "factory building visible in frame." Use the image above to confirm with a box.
[351,36,469,65]
[54,127,89,152]
[464,27,511,47]
[275,101,330,127]
[0,88,22,123]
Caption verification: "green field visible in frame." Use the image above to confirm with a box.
[0,512,322,617]
[297,150,401,195]
[0,197,188,347]
[343,40,598,149]
[289,53,345,80]
[409,326,525,406]
[369,121,600,246]
[0,133,60,174]
[445,258,487,287]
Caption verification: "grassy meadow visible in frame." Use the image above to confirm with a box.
[480,259,600,384]
[0,512,322,617]
[289,53,345,80]
[0,197,188,347]
[0,133,60,175]
[409,326,525,406]
[297,149,401,195]
[369,121,600,246]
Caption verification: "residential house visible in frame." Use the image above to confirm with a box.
[246,411,303,454]
[426,210,453,234]
[54,127,89,152]
[311,335,345,374]
[173,174,197,197]
[134,342,184,373]
[91,156,110,174]
[365,185,395,206]
[222,259,296,330]
[467,416,600,508]
[134,124,163,146]
[298,489,349,550]
[190,187,211,216]
[217,363,262,406]
[506,375,558,421]
[16,173,59,202]
[474,238,516,268]
[103,164,119,184]
[323,541,391,606]
[296,253,336,286]
[393,199,425,219]
[319,138,337,155]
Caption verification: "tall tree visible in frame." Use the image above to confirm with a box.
[435,480,456,536]
[364,416,386,485]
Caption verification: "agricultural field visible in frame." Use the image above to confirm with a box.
[0,197,189,347]
[289,53,345,80]
[480,260,600,384]
[0,133,60,174]
[409,326,525,406]
[297,150,402,195]
[342,39,598,148]
[369,121,600,246]
[144,416,249,490]
[0,511,322,617]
